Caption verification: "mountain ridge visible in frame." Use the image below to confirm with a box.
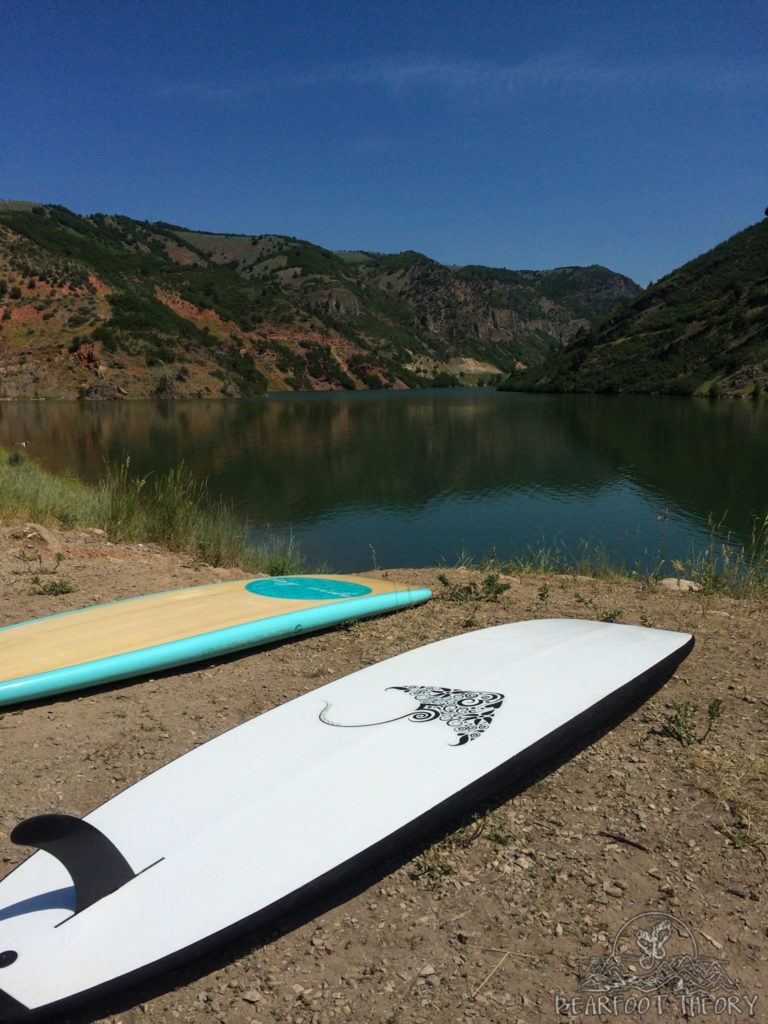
[0,201,639,399]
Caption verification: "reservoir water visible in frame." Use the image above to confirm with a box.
[0,390,765,572]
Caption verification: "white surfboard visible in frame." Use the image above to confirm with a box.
[0,619,692,1020]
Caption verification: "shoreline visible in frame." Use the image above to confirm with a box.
[1,382,766,402]
[0,525,765,1022]
[2,447,767,601]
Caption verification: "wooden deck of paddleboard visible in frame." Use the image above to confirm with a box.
[0,575,401,682]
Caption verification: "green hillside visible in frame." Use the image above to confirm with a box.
[506,218,768,397]
[0,202,638,399]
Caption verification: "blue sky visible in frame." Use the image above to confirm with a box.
[1,0,765,284]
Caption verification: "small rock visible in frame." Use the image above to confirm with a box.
[700,931,723,951]
[419,965,436,977]
[16,522,63,555]
[603,880,625,898]
[242,990,261,1003]
[660,577,701,593]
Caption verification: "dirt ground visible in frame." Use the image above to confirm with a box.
[0,526,765,1024]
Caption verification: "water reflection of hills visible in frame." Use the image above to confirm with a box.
[0,392,765,544]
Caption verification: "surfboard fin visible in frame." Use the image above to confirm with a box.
[10,814,136,914]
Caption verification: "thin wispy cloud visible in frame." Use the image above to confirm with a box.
[346,53,768,94]
[348,54,621,92]
[156,52,768,103]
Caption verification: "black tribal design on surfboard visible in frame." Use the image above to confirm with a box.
[318,686,505,745]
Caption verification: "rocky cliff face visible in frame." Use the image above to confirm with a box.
[0,202,640,399]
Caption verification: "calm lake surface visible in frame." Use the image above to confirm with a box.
[1,391,766,572]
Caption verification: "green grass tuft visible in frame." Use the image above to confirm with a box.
[448,518,768,601]
[681,514,768,598]
[0,450,303,576]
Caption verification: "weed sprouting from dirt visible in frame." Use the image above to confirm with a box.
[30,576,74,596]
[661,701,698,746]
[660,699,725,747]
[462,606,479,628]
[410,849,457,890]
[600,607,623,623]
[437,571,510,604]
